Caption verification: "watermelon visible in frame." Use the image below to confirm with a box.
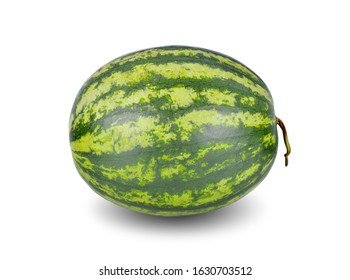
[69,46,290,216]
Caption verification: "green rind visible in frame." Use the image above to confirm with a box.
[69,46,278,216]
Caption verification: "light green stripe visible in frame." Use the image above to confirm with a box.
[186,143,233,165]
[173,109,273,141]
[233,163,261,185]
[101,157,157,186]
[262,132,276,148]
[72,152,94,171]
[71,109,274,155]
[107,47,261,81]
[240,96,256,106]
[71,116,171,155]
[192,177,233,206]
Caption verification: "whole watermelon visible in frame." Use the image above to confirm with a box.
[69,46,290,216]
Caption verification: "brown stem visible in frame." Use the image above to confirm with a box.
[276,117,291,167]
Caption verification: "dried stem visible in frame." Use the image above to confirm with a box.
[276,117,291,166]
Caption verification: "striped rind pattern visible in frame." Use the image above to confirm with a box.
[69,46,278,216]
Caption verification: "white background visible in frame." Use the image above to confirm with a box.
[1,1,349,279]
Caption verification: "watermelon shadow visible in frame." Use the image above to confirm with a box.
[93,195,262,232]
